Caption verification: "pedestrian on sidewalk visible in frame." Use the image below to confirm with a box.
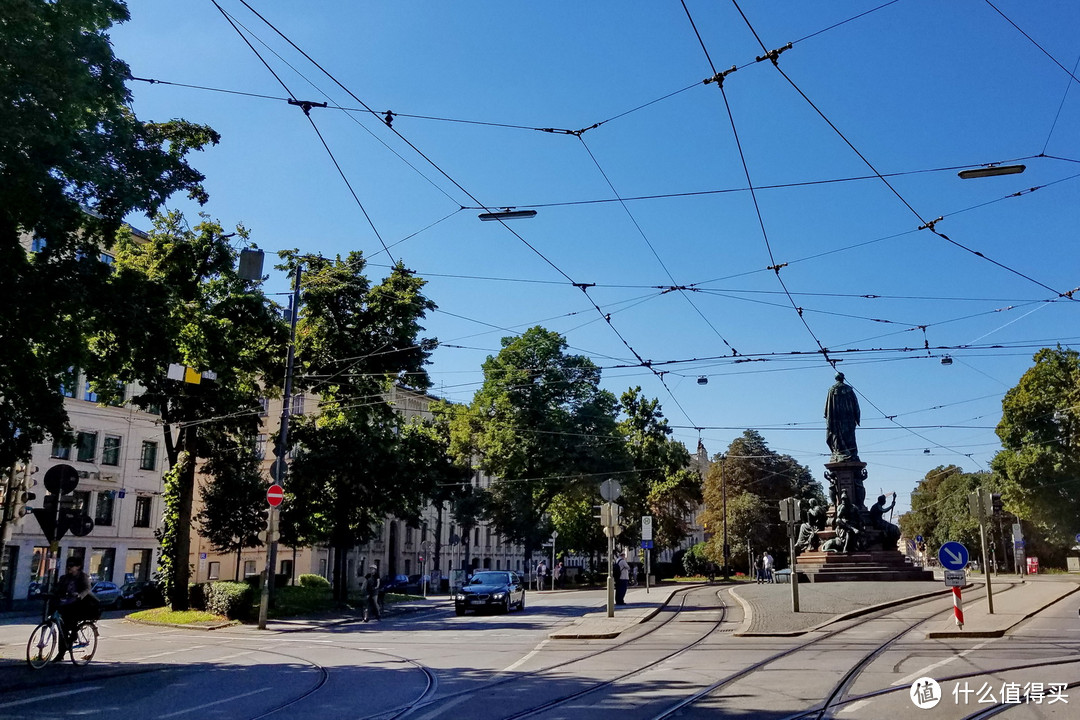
[615,552,630,605]
[536,560,547,591]
[553,561,563,589]
[755,553,764,584]
[363,566,381,622]
[763,551,775,583]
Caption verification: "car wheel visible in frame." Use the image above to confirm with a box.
[503,596,511,614]
[518,593,525,611]
[455,605,465,616]
[134,598,144,608]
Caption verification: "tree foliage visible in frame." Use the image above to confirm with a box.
[445,327,625,561]
[102,213,285,608]
[0,0,218,467]
[700,430,822,571]
[278,253,438,601]
[992,347,1080,547]
[195,437,269,581]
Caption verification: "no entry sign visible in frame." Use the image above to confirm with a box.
[266,483,284,507]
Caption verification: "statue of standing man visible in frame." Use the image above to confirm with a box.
[824,372,860,463]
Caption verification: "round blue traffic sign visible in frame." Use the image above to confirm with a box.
[938,541,969,570]
[916,535,924,543]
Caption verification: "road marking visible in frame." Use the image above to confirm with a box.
[206,650,255,662]
[894,639,994,686]
[502,639,550,672]
[126,644,206,662]
[159,688,271,718]
[0,686,101,709]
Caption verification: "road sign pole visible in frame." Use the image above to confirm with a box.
[976,488,994,614]
[952,586,964,629]
[788,510,800,613]
[607,531,615,618]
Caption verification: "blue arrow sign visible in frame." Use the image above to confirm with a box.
[641,540,653,549]
[938,541,969,570]
[1075,533,1080,544]
[915,535,924,543]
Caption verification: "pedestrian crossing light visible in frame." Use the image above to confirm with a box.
[991,493,1003,515]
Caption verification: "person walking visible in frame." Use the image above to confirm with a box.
[363,565,381,622]
[553,561,563,589]
[615,552,630,605]
[763,551,775,583]
[754,553,764,584]
[535,561,547,591]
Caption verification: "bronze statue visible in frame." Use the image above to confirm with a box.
[794,497,826,554]
[831,490,861,552]
[824,372,860,462]
[869,493,901,549]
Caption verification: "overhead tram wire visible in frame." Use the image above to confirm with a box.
[231,0,704,430]
[210,0,397,263]
[984,0,1080,88]
[681,1,834,369]
[575,134,740,356]
[728,0,1079,305]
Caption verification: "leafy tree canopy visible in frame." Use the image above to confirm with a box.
[992,347,1080,547]
[0,0,218,467]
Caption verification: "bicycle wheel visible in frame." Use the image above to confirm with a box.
[26,621,59,669]
[69,621,98,665]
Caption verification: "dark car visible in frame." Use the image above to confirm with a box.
[92,581,122,608]
[454,571,525,615]
[119,580,164,609]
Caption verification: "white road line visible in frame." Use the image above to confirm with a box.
[206,650,255,662]
[502,639,550,672]
[0,686,102,709]
[159,688,271,718]
[126,644,206,662]
[894,639,994,686]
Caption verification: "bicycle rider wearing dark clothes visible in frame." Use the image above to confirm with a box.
[52,558,94,649]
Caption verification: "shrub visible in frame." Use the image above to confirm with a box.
[298,573,331,589]
[205,581,253,620]
[188,583,207,611]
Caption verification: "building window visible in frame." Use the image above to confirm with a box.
[133,497,152,528]
[100,253,114,267]
[60,367,77,398]
[280,559,293,581]
[405,526,414,547]
[474,528,480,546]
[71,490,90,513]
[76,431,97,463]
[254,433,267,460]
[51,438,71,460]
[102,435,121,466]
[258,397,269,416]
[140,441,157,471]
[243,560,257,577]
[95,491,115,527]
[208,562,220,580]
[291,395,305,416]
[84,381,98,403]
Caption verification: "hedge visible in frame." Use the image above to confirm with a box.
[204,581,253,620]
[298,573,330,589]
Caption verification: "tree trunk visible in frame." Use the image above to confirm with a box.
[433,501,444,583]
[235,546,241,581]
[170,428,197,610]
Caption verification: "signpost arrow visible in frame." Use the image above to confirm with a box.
[938,541,969,570]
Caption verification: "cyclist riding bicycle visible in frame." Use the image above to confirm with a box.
[51,558,98,651]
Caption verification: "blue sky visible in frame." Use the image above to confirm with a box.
[110,1,1080,515]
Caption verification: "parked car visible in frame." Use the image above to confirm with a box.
[92,581,122,608]
[119,580,164,609]
[454,571,525,615]
[381,574,411,594]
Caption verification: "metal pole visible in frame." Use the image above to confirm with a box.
[789,515,800,612]
[609,533,617,617]
[721,454,729,580]
[259,262,302,630]
[551,539,555,592]
[645,548,650,593]
[977,488,994,614]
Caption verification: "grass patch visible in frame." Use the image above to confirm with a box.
[129,606,231,626]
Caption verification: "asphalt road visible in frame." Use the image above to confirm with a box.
[0,584,1077,719]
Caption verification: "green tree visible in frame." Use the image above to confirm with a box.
[898,464,962,549]
[992,347,1080,548]
[617,387,701,551]
[195,437,269,581]
[0,0,218,468]
[278,253,438,602]
[101,213,285,608]
[446,327,625,565]
[700,430,821,572]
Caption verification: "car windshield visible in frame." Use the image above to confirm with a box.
[470,572,509,585]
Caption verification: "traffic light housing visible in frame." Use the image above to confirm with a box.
[991,493,1003,515]
[15,490,37,518]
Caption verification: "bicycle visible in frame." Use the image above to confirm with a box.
[26,606,98,669]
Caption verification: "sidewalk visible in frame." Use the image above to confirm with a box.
[548,584,688,639]
[925,575,1080,638]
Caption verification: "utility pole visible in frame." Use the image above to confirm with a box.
[259,262,301,630]
[721,454,729,580]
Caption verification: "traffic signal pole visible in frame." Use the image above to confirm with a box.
[976,488,994,614]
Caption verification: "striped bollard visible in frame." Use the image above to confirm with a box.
[952,586,964,629]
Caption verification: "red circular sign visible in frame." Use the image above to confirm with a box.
[266,484,285,507]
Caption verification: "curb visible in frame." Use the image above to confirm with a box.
[548,584,700,640]
[925,580,1080,639]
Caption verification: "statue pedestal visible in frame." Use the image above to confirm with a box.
[824,460,867,510]
[795,550,934,582]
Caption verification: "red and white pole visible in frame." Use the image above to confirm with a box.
[952,586,964,629]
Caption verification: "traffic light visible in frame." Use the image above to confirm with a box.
[15,490,37,518]
[991,493,1003,515]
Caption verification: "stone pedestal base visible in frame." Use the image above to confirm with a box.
[795,550,934,583]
